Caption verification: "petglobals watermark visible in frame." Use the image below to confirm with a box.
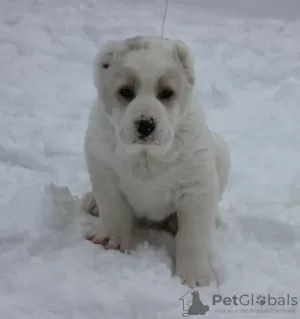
[213,293,298,307]
[179,290,298,316]
[212,293,298,315]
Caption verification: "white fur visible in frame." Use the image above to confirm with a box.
[84,36,230,287]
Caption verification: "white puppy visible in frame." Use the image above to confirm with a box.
[84,36,230,287]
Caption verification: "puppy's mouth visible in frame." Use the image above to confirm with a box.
[134,135,160,145]
[118,124,174,157]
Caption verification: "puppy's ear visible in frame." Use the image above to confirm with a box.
[172,40,195,85]
[93,41,119,89]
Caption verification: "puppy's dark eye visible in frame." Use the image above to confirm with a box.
[118,86,135,101]
[157,88,174,101]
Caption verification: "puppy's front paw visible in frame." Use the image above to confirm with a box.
[84,210,132,253]
[86,222,132,252]
[82,191,133,253]
[176,261,215,288]
[87,234,130,252]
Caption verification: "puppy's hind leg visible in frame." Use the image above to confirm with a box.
[82,191,99,217]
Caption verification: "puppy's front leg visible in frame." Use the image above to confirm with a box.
[87,167,133,252]
[175,177,218,287]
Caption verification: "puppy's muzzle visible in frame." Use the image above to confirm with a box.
[135,117,156,141]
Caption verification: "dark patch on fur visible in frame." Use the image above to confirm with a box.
[125,36,149,52]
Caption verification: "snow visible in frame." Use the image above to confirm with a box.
[0,0,300,318]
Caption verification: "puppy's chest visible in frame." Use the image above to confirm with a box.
[119,176,175,221]
[111,152,178,220]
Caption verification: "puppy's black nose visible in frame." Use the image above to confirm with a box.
[136,118,156,139]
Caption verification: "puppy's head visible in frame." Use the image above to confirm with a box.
[94,36,195,157]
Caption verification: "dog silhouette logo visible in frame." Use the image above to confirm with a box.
[179,289,210,316]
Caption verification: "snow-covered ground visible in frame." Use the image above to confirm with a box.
[1,0,300,318]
